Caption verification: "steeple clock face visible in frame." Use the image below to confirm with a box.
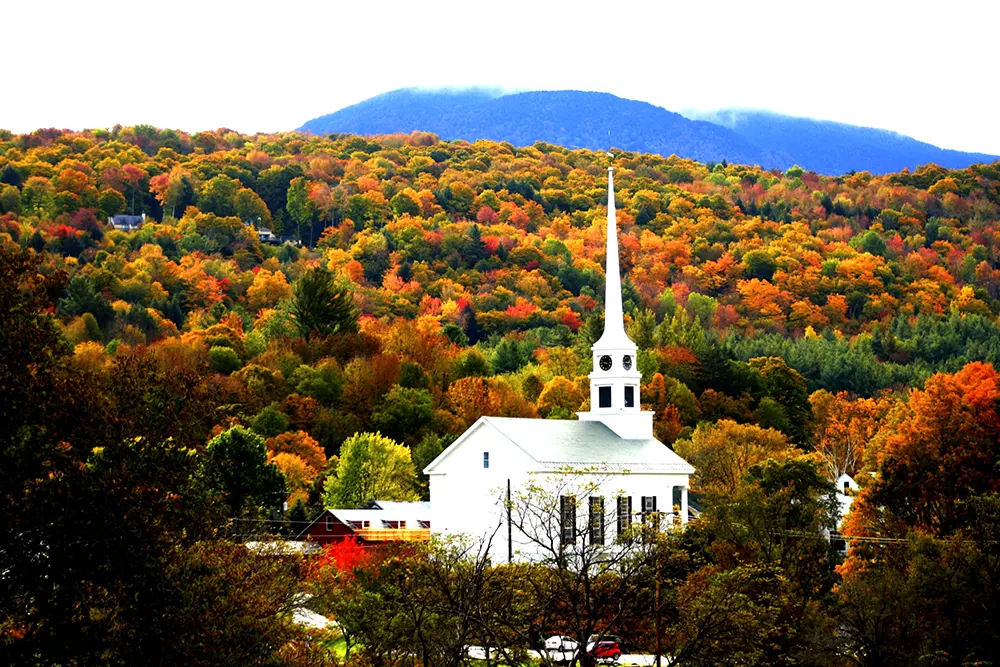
[599,355,613,371]
[622,355,633,371]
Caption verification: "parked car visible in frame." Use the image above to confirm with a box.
[544,635,580,663]
[590,640,622,662]
[545,635,578,650]
[586,635,625,653]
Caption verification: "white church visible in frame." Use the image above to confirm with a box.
[424,166,695,562]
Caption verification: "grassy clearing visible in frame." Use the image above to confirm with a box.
[320,636,348,658]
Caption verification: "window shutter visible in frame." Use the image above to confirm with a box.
[560,495,576,544]
[617,496,631,537]
[590,496,605,545]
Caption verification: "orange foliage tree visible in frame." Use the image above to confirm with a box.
[810,389,892,478]
[267,430,327,472]
[844,362,1000,541]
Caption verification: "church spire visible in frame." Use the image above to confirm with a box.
[577,164,651,440]
[595,166,634,349]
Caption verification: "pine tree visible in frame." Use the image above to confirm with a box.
[291,266,359,338]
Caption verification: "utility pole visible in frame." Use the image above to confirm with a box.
[507,478,513,563]
[655,547,662,667]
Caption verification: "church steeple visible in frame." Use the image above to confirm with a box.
[594,167,633,350]
[578,165,653,440]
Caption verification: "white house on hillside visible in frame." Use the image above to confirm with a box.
[835,473,859,524]
[424,166,695,563]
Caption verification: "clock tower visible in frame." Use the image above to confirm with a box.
[578,166,654,440]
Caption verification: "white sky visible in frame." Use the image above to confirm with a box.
[5,0,999,154]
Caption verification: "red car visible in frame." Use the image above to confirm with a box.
[590,640,622,662]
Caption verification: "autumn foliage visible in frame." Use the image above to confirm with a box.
[3,123,1000,665]
[310,536,370,579]
[844,362,1000,539]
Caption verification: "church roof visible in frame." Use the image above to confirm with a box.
[425,416,694,475]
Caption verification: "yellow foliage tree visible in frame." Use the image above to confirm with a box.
[536,376,584,418]
[270,452,315,507]
[674,419,801,496]
[247,269,292,312]
[266,430,326,473]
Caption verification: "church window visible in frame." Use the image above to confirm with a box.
[589,496,605,545]
[641,496,657,527]
[616,496,632,537]
[598,386,612,408]
[560,495,577,544]
[484,452,489,468]
[624,385,635,407]
[599,355,613,371]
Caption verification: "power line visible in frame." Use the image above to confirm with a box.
[224,519,999,547]
[230,517,319,524]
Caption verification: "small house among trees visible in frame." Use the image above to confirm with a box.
[256,227,279,244]
[109,213,145,231]
[835,473,859,523]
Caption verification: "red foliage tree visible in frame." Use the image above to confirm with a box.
[310,537,369,580]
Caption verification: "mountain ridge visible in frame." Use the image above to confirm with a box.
[688,107,999,175]
[299,88,997,175]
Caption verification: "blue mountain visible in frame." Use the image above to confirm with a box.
[298,89,997,175]
[689,108,998,175]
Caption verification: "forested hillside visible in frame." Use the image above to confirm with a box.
[3,125,1000,663]
[3,125,1000,404]
[298,88,998,174]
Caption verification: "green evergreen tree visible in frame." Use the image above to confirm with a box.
[58,275,114,328]
[492,337,531,374]
[371,385,435,444]
[290,266,359,338]
[203,426,286,518]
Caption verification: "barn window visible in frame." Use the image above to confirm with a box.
[324,515,333,531]
[598,386,612,408]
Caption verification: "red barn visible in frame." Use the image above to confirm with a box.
[296,501,431,547]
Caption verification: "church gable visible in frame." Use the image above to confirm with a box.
[422,417,538,476]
